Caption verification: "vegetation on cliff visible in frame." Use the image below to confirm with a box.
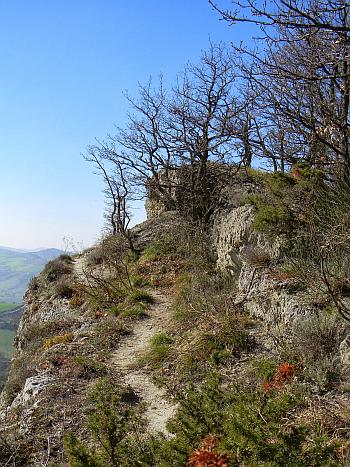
[2,1,350,465]
[2,180,350,464]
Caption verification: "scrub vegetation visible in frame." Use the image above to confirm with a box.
[3,1,350,465]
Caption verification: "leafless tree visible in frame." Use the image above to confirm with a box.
[101,77,178,211]
[210,1,350,34]
[85,148,134,250]
[168,42,246,221]
[212,0,350,177]
[90,43,250,224]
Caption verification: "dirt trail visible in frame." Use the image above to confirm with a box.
[74,257,176,434]
[112,290,176,435]
[74,255,88,283]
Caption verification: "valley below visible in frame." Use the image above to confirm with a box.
[0,248,64,387]
[0,305,23,388]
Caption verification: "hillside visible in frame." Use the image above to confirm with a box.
[0,247,64,304]
[2,172,350,465]
[0,247,65,391]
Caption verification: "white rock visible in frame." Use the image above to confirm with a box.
[11,374,51,408]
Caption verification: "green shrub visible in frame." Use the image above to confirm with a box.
[127,289,154,304]
[142,234,178,261]
[247,194,294,236]
[149,373,338,466]
[293,162,325,182]
[64,378,153,466]
[250,357,279,382]
[71,357,107,380]
[286,175,350,322]
[64,372,340,466]
[282,312,348,393]
[130,274,150,287]
[245,171,323,240]
[0,435,31,466]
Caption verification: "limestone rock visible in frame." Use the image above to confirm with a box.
[11,374,52,408]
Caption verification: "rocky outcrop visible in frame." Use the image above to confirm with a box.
[145,164,260,221]
[0,172,332,463]
[211,201,314,327]
[145,168,312,328]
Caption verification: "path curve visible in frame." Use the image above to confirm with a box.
[112,291,176,435]
[74,257,176,435]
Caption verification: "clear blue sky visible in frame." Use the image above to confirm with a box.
[0,0,249,250]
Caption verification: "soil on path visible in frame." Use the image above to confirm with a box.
[74,257,176,435]
[112,290,176,435]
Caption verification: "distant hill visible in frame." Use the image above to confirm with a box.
[0,247,65,303]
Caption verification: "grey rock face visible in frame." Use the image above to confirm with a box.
[340,335,350,367]
[211,203,312,326]
[11,374,52,408]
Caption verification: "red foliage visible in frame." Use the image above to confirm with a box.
[291,166,302,178]
[189,436,229,467]
[263,362,295,392]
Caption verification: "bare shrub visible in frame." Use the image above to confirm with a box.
[54,280,75,299]
[240,246,272,268]
[284,312,349,392]
[86,247,105,267]
[21,319,79,353]
[81,235,134,311]
[289,177,350,321]
[92,317,129,350]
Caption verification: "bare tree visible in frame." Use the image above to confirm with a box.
[102,77,178,211]
[85,148,134,250]
[210,0,350,34]
[212,0,350,177]
[90,43,250,225]
[165,43,248,222]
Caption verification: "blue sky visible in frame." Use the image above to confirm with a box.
[0,0,250,250]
